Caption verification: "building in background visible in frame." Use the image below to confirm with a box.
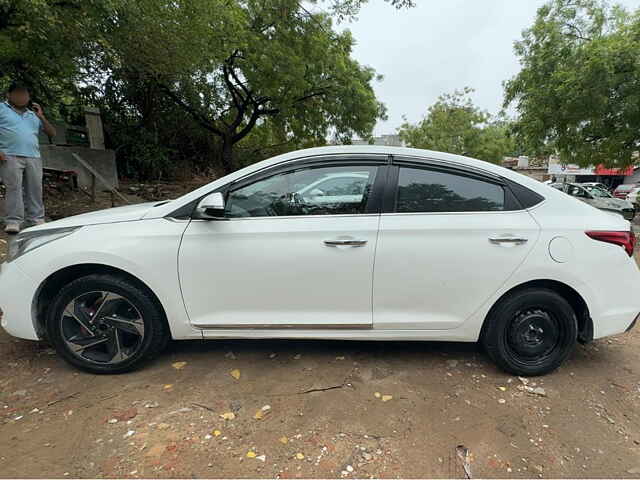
[502,156,549,182]
[350,134,404,147]
[547,157,633,188]
[623,167,640,185]
[503,156,637,187]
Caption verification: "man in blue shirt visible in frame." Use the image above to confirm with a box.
[0,82,56,233]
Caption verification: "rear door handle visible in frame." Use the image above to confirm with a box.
[489,237,528,245]
[324,239,368,247]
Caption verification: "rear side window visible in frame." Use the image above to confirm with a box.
[396,167,505,213]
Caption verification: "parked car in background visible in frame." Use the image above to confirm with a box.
[613,183,638,199]
[581,182,611,192]
[2,146,640,377]
[627,187,640,207]
[551,182,636,220]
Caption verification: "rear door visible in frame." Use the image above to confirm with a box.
[373,160,540,330]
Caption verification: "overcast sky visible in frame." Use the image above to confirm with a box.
[338,0,640,135]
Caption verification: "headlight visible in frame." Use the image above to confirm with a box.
[7,227,81,263]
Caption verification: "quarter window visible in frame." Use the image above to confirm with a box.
[396,167,505,213]
[226,165,378,218]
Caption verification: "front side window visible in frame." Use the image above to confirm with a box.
[225,165,378,218]
[396,167,505,213]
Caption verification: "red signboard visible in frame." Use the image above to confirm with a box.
[594,165,634,176]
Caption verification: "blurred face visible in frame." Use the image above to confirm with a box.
[7,89,30,108]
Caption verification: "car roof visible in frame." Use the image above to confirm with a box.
[147,146,570,218]
[246,145,547,185]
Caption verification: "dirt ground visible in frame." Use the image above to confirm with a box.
[1,183,640,478]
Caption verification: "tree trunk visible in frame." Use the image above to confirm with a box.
[221,136,234,174]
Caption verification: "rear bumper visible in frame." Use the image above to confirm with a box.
[0,261,40,340]
[593,309,640,339]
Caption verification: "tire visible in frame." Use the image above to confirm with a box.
[46,274,169,374]
[481,288,578,376]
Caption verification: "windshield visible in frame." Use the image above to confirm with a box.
[583,186,612,198]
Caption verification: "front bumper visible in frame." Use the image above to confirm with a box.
[0,261,40,340]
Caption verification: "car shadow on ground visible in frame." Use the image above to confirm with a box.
[1,318,627,378]
[163,337,484,362]
[156,335,618,377]
[0,331,622,376]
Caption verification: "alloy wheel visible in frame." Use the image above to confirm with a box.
[60,291,145,365]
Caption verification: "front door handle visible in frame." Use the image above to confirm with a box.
[489,236,528,245]
[324,239,368,247]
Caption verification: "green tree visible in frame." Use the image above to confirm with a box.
[88,0,387,173]
[0,0,414,178]
[0,0,116,110]
[398,88,515,164]
[504,0,640,168]
[322,0,415,19]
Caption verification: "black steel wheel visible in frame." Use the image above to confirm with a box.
[481,288,577,376]
[47,274,169,374]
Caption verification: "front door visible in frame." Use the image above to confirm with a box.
[179,161,385,329]
[373,163,540,330]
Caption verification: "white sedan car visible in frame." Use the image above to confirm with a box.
[1,146,639,376]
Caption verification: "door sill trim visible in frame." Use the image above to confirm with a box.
[195,324,372,330]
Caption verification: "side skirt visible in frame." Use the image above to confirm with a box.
[195,323,371,330]
[197,328,479,342]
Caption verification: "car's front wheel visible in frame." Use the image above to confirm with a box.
[481,288,578,376]
[46,274,169,374]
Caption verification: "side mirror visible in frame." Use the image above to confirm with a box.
[195,192,226,220]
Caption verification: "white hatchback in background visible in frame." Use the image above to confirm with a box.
[1,146,639,376]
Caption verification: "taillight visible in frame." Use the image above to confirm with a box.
[586,231,636,257]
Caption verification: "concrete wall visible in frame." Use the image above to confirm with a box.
[42,145,118,189]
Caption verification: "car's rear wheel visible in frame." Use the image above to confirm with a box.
[46,274,169,374]
[481,288,577,376]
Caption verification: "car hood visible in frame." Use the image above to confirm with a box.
[591,197,634,210]
[26,201,165,231]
